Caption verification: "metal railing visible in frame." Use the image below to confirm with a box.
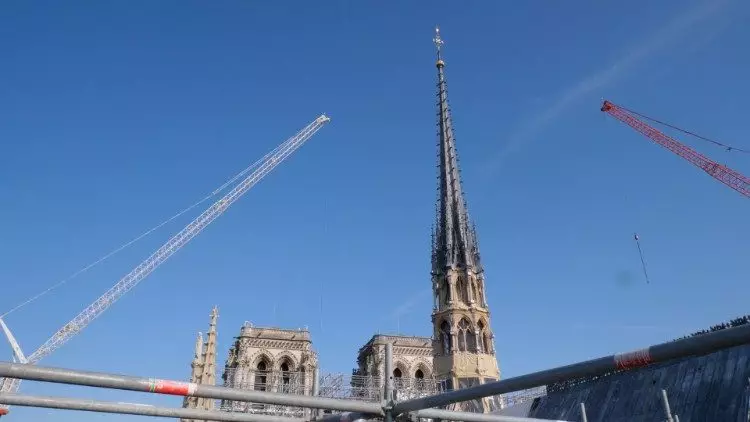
[1,322,750,421]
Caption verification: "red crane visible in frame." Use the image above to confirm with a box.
[601,100,750,199]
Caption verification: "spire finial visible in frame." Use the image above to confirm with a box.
[433,26,444,54]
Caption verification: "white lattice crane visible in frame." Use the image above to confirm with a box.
[0,114,330,416]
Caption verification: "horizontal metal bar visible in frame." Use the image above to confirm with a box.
[0,362,383,415]
[393,323,750,413]
[0,392,302,422]
[413,408,569,422]
[313,412,378,422]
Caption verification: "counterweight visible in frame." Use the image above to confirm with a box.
[601,100,749,199]
[0,115,330,414]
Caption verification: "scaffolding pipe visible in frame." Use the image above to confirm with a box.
[393,323,750,414]
[660,389,674,422]
[579,402,587,422]
[383,342,394,422]
[313,367,322,418]
[313,412,377,422]
[0,392,566,422]
[0,362,383,415]
[413,408,569,422]
[0,392,303,422]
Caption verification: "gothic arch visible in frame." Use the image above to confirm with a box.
[413,359,432,379]
[456,275,469,303]
[274,353,299,371]
[456,317,477,352]
[393,360,409,378]
[249,350,274,369]
[470,279,479,302]
[439,319,452,355]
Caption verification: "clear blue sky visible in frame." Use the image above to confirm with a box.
[1,1,749,420]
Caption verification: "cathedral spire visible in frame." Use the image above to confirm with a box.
[183,332,204,411]
[428,29,499,412]
[197,307,218,411]
[431,26,482,274]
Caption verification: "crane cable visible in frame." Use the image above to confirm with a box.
[1,147,280,318]
[633,233,650,284]
[617,104,750,154]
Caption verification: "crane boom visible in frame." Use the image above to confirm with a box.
[0,115,330,408]
[601,100,750,199]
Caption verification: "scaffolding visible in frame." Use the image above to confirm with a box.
[217,367,545,418]
[1,322,749,421]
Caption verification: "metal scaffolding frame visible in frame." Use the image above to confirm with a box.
[1,322,750,421]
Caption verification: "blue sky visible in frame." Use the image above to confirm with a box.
[1,1,749,420]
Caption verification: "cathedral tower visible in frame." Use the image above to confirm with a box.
[429,27,501,412]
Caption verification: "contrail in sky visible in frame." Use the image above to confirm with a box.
[486,0,736,171]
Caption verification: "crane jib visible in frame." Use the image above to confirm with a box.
[0,115,330,409]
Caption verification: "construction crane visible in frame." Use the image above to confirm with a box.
[601,100,750,199]
[0,114,330,416]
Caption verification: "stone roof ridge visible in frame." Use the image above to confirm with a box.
[370,333,432,345]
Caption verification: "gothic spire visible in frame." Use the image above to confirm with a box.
[196,307,218,411]
[431,27,482,274]
[183,332,205,410]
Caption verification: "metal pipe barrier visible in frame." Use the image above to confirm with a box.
[313,412,377,422]
[0,391,564,422]
[313,367,322,419]
[412,408,568,422]
[383,342,393,422]
[0,392,303,422]
[660,389,674,422]
[579,402,587,422]
[0,360,571,422]
[0,361,383,415]
[393,322,750,414]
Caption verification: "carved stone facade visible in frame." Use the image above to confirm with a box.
[181,307,219,422]
[353,334,439,402]
[354,334,434,380]
[221,322,318,393]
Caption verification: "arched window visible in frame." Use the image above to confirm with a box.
[457,318,477,352]
[456,276,468,303]
[441,281,450,304]
[415,369,424,379]
[393,368,402,378]
[440,321,452,354]
[457,319,468,351]
[280,360,291,386]
[256,360,268,391]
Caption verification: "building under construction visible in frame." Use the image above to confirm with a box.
[2,24,750,422]
[176,28,750,422]
[181,26,511,419]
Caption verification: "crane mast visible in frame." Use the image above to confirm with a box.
[601,100,750,199]
[0,114,330,413]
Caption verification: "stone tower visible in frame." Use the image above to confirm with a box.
[182,332,204,410]
[429,27,501,412]
[195,306,218,411]
[220,323,318,416]
[181,307,219,422]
